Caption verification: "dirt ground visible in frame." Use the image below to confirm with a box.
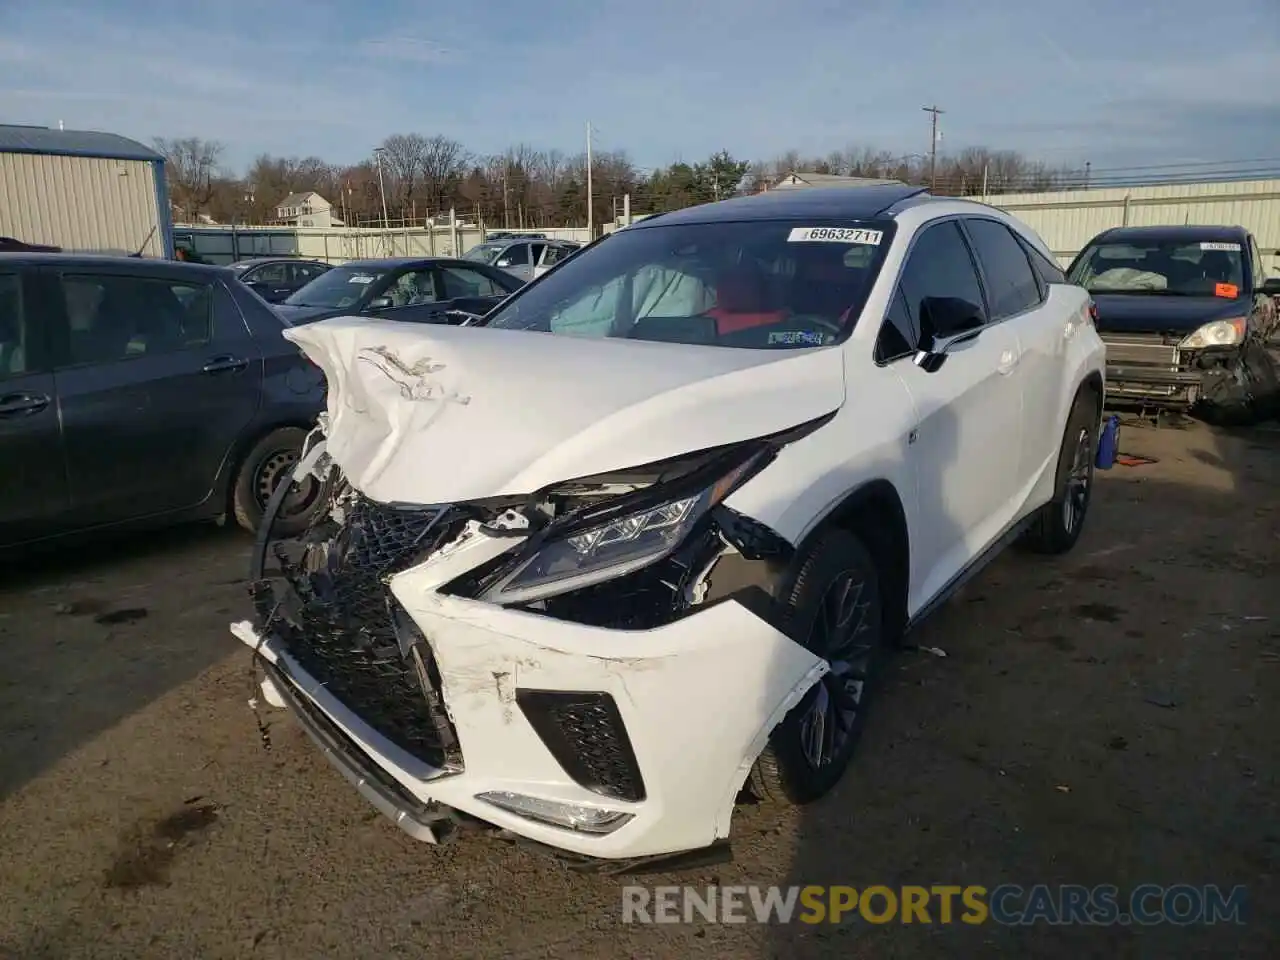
[0,417,1276,960]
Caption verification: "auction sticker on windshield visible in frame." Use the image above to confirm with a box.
[1200,242,1241,252]
[348,274,375,284]
[788,227,884,245]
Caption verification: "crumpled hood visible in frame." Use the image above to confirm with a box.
[284,317,846,505]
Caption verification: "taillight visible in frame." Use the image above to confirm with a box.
[1087,301,1099,324]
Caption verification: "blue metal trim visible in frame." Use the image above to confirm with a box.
[0,145,163,163]
[152,159,175,258]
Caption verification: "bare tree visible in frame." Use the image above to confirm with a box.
[376,133,434,220]
[153,137,223,221]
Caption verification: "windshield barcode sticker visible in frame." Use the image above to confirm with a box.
[788,227,884,245]
[1200,242,1241,251]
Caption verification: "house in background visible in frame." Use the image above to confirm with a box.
[273,191,344,227]
[769,171,903,190]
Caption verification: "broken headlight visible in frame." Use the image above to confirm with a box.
[479,454,763,606]
[1179,317,1246,349]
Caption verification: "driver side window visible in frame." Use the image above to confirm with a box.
[385,269,440,306]
[898,221,986,333]
[875,221,985,364]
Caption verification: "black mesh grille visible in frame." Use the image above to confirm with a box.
[255,493,465,771]
[517,690,646,802]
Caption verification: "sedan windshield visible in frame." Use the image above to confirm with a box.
[283,265,388,309]
[464,243,505,265]
[482,219,896,349]
[1068,239,1246,297]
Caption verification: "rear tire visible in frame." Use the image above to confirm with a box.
[746,528,888,806]
[1020,391,1099,555]
[231,427,321,536]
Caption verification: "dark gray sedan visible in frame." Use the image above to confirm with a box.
[0,253,328,552]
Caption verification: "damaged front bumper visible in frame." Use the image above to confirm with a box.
[1102,333,1202,407]
[233,489,826,863]
[1101,332,1256,411]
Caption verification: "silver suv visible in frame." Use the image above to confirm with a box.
[463,237,581,282]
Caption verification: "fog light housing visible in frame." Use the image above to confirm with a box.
[476,791,634,834]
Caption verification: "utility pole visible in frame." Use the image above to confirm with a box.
[922,105,944,191]
[373,147,390,231]
[586,121,594,241]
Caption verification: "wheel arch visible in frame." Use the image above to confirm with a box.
[799,478,911,641]
[216,417,319,513]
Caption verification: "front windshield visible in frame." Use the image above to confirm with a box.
[283,265,388,308]
[1067,239,1245,297]
[464,243,505,265]
[482,219,896,349]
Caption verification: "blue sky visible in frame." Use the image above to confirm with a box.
[1,0,1277,176]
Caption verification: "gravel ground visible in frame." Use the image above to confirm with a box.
[1,418,1276,959]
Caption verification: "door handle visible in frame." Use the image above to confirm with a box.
[0,392,50,416]
[202,356,249,374]
[997,349,1019,375]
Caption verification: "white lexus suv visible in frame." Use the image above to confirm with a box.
[232,184,1106,870]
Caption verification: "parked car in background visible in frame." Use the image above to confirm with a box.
[0,237,61,253]
[236,184,1106,867]
[231,257,333,303]
[463,238,581,283]
[274,257,523,326]
[0,253,327,552]
[1067,225,1280,423]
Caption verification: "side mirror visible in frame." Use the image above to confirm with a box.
[366,296,393,311]
[495,258,513,268]
[913,296,986,373]
[1258,278,1280,296]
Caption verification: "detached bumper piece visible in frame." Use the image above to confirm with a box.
[260,656,459,843]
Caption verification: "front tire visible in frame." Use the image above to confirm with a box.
[747,529,887,806]
[1020,392,1099,555]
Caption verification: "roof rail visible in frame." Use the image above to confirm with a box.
[874,186,930,216]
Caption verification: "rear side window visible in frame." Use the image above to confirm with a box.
[898,221,986,330]
[0,272,29,378]
[60,274,212,366]
[251,263,289,284]
[964,219,1042,319]
[1018,236,1067,286]
[439,265,506,299]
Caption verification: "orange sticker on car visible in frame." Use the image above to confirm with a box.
[1215,282,1239,298]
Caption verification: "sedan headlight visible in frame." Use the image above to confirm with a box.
[480,455,762,606]
[1179,317,1246,350]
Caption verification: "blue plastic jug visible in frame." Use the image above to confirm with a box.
[1096,415,1119,469]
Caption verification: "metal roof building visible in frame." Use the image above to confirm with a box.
[0,125,172,258]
